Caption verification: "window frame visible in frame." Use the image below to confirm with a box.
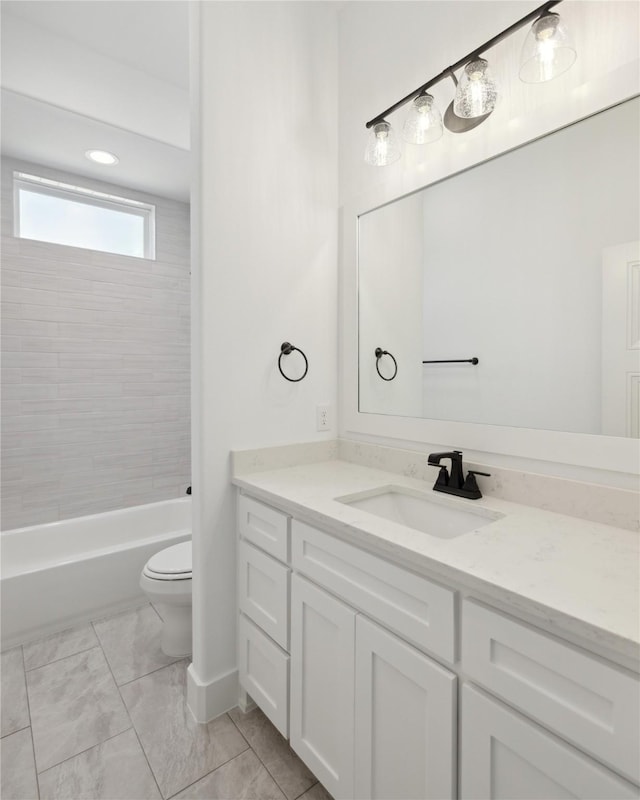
[13,172,156,260]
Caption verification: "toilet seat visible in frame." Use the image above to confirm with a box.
[143,541,192,581]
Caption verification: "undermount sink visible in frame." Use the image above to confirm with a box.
[336,485,502,540]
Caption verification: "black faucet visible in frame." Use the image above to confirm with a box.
[427,450,490,500]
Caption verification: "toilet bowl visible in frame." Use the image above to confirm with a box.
[140,541,192,657]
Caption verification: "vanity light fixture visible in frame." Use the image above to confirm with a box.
[85,149,119,165]
[519,11,577,83]
[364,120,402,166]
[402,92,443,145]
[453,58,499,119]
[364,0,576,165]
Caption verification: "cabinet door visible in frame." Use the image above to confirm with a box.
[354,616,456,800]
[461,685,639,800]
[290,574,356,800]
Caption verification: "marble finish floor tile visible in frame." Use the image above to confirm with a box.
[0,727,39,800]
[1,647,30,737]
[38,728,161,800]
[297,782,333,800]
[229,707,316,800]
[172,749,286,800]
[26,647,130,772]
[23,624,98,671]
[93,605,179,686]
[120,662,248,798]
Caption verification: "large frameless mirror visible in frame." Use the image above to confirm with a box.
[358,96,640,438]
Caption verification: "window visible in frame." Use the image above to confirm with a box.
[14,172,155,259]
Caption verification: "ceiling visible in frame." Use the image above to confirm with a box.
[3,1,190,89]
[0,1,190,202]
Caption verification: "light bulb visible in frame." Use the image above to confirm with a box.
[364,121,401,166]
[453,59,498,119]
[402,93,443,145]
[519,12,577,83]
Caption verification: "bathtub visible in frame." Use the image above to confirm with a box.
[1,498,191,649]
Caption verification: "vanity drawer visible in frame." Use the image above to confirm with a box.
[238,494,289,562]
[238,613,289,738]
[291,520,456,663]
[462,599,640,784]
[238,540,289,650]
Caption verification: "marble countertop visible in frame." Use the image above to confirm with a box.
[232,459,640,669]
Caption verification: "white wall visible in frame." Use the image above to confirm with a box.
[338,0,640,481]
[190,1,338,719]
[1,158,191,530]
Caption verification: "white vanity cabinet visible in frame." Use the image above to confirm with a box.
[290,574,356,799]
[236,490,640,800]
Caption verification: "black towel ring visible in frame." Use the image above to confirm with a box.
[375,347,398,381]
[278,342,309,382]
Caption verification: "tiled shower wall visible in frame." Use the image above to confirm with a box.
[1,158,190,530]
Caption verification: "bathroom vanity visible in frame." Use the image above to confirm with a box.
[232,457,640,800]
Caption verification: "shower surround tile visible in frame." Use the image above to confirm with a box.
[0,727,39,800]
[1,157,191,532]
[1,647,29,737]
[38,729,160,800]
[173,749,286,800]
[120,661,247,798]
[26,646,130,772]
[229,707,316,800]
[93,605,179,685]
[23,624,98,671]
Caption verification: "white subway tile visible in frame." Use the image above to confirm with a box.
[2,286,58,306]
[1,336,21,351]
[58,354,123,369]
[93,452,154,469]
[3,384,59,401]
[1,319,58,337]
[3,352,57,368]
[1,400,21,416]
[57,384,122,399]
[21,368,94,383]
[152,474,190,491]
[20,337,60,352]
[1,302,22,318]
[21,398,95,415]
[3,369,21,383]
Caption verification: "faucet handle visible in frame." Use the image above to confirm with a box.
[461,469,490,499]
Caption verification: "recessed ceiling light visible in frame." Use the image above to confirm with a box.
[85,150,119,165]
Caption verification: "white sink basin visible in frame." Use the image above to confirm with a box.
[336,485,501,539]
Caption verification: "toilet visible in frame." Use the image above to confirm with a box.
[140,541,192,657]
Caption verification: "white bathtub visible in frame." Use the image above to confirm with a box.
[1,498,191,649]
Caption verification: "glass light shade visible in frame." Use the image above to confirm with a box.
[453,58,498,119]
[402,93,443,145]
[364,121,401,166]
[519,12,577,83]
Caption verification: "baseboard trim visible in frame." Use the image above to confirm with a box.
[186,664,239,722]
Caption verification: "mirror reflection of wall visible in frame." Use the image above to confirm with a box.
[358,96,640,438]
